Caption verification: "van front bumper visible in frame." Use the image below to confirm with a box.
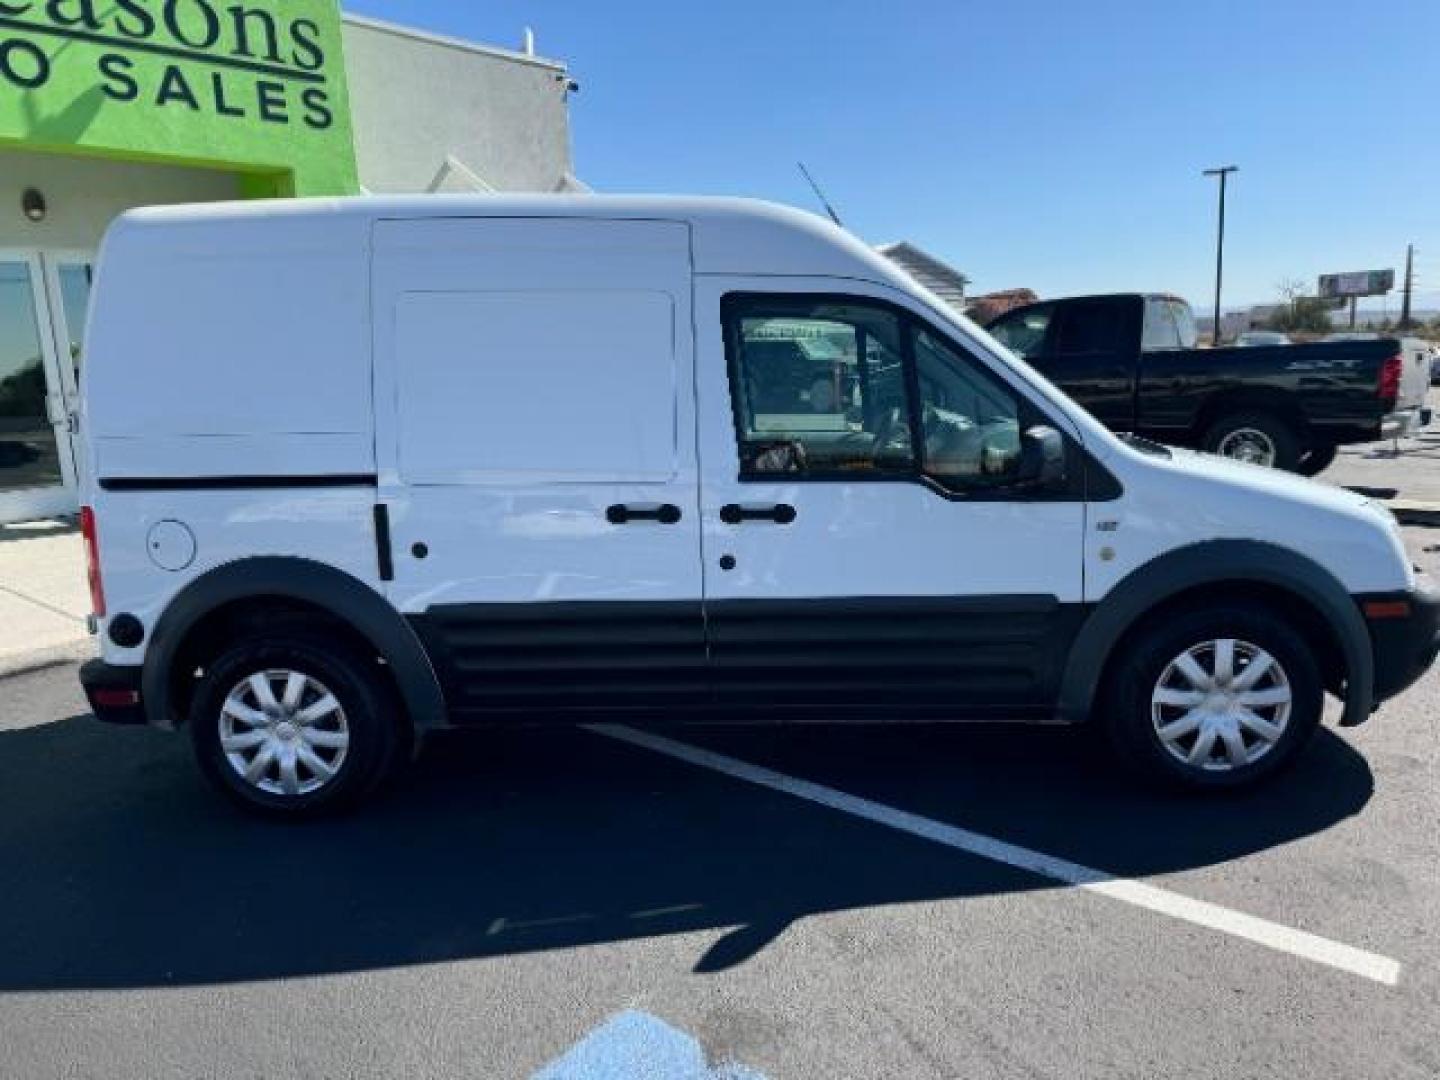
[1361,584,1440,704]
[79,660,148,726]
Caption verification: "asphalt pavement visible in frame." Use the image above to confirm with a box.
[2,538,1438,1078]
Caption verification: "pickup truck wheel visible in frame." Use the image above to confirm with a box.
[1295,444,1338,477]
[1202,411,1301,471]
[1101,606,1323,790]
[189,634,401,818]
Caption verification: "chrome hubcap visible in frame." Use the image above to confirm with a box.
[219,670,349,797]
[1151,638,1291,772]
[1216,428,1276,466]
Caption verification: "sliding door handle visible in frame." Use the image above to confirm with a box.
[607,503,682,525]
[720,503,797,525]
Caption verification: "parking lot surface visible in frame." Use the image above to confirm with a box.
[3,518,1438,1079]
[1328,420,1440,504]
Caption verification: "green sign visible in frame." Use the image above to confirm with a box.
[0,0,358,197]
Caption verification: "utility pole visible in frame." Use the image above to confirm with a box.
[1203,166,1238,345]
[1400,243,1414,329]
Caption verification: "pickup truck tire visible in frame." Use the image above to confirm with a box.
[189,633,402,817]
[1295,444,1339,477]
[1101,605,1323,790]
[1201,411,1301,471]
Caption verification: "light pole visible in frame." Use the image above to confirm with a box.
[1203,166,1238,345]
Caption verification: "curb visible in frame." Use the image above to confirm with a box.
[0,638,94,681]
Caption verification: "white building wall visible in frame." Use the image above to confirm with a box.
[342,15,578,195]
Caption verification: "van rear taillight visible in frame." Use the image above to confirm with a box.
[80,506,105,618]
[1378,353,1402,405]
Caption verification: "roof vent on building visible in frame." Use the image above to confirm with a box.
[523,27,535,56]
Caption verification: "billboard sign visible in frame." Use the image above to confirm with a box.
[1318,270,1394,299]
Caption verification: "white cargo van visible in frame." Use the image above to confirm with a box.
[77,196,1439,815]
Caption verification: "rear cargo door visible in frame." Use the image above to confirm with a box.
[371,217,706,718]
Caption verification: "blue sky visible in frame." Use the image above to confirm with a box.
[347,0,1440,313]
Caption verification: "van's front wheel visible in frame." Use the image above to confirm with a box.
[189,635,401,817]
[1102,606,1323,790]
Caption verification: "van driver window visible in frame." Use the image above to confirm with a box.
[913,328,1024,487]
[728,300,915,476]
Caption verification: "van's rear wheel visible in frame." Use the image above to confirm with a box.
[189,634,401,817]
[1102,606,1323,790]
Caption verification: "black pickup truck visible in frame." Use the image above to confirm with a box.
[985,293,1429,474]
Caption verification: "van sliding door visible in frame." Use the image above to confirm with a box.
[370,217,706,718]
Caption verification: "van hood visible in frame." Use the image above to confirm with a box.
[1159,447,1385,518]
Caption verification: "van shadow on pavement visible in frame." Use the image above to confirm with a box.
[0,713,1372,992]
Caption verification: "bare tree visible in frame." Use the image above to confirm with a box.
[1276,278,1306,316]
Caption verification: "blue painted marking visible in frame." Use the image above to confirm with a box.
[532,1009,768,1080]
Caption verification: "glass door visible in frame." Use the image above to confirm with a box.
[42,254,94,483]
[0,251,92,525]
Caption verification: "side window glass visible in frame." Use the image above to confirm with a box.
[1170,301,1198,348]
[988,304,1053,359]
[913,328,1025,489]
[1142,297,1182,351]
[1055,302,1125,355]
[728,300,915,476]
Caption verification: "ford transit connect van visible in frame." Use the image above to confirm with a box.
[77,196,1440,815]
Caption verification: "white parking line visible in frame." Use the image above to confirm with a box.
[587,724,1402,987]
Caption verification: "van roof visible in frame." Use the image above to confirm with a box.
[109,194,923,292]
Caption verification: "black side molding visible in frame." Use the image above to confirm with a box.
[100,474,378,493]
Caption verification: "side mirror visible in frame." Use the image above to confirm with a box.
[1015,425,1067,489]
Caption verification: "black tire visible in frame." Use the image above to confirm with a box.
[1200,411,1302,472]
[189,633,404,818]
[1101,605,1323,791]
[1295,443,1339,477]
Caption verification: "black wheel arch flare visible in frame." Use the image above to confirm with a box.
[1059,539,1374,728]
[141,557,447,732]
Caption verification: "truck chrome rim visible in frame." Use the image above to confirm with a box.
[219,670,349,797]
[1151,639,1291,772]
[1216,428,1276,466]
